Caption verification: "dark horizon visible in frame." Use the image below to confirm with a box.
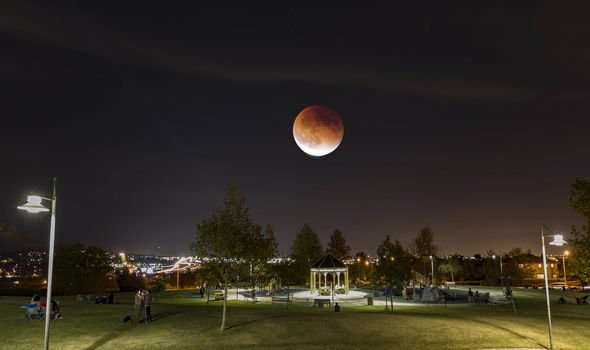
[1,3,589,257]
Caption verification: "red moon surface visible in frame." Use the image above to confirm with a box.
[292,105,344,157]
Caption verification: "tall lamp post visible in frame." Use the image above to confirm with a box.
[492,254,504,288]
[17,177,57,350]
[429,255,434,286]
[540,224,567,350]
[562,250,570,288]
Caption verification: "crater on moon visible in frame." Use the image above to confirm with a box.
[292,105,344,157]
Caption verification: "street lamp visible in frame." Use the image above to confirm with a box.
[429,255,434,286]
[562,250,570,288]
[492,254,504,288]
[18,178,57,350]
[540,224,567,350]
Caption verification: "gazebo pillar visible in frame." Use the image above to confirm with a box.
[345,267,349,293]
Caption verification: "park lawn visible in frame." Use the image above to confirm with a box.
[0,288,588,350]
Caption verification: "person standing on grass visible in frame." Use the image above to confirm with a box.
[467,288,473,303]
[144,289,153,324]
[134,290,143,324]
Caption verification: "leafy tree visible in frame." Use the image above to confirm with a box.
[191,185,275,331]
[569,225,590,284]
[115,269,145,292]
[289,223,323,284]
[568,178,590,284]
[569,177,590,223]
[53,243,117,295]
[375,235,412,311]
[326,229,350,260]
[438,256,461,282]
[250,225,279,288]
[461,254,485,282]
[503,251,535,286]
[352,251,369,282]
[410,226,439,284]
[410,226,439,257]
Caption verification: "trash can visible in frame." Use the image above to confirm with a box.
[367,296,373,305]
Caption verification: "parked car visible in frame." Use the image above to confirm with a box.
[549,282,567,290]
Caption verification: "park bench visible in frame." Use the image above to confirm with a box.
[243,295,258,303]
[313,299,331,308]
[271,295,292,306]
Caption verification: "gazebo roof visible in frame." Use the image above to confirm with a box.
[311,254,346,269]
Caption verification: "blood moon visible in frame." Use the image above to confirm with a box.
[292,105,344,157]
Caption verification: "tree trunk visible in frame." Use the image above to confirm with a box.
[451,270,454,282]
[221,277,228,331]
[390,283,394,312]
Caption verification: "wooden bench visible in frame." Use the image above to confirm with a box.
[271,296,292,306]
[243,295,258,303]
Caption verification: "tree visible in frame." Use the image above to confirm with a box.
[375,235,412,311]
[326,229,350,260]
[191,185,275,331]
[438,256,461,282]
[410,226,439,285]
[289,223,323,284]
[115,269,145,292]
[569,225,590,284]
[569,177,590,224]
[53,243,117,295]
[569,178,590,284]
[250,225,279,289]
[375,236,413,288]
[410,226,439,257]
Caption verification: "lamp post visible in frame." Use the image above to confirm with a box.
[429,255,434,286]
[492,254,504,288]
[562,250,569,288]
[540,224,568,350]
[17,177,57,350]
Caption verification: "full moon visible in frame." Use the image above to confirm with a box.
[293,105,344,157]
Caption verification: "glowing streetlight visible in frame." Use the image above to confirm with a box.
[492,254,504,287]
[17,178,57,350]
[563,250,570,288]
[540,224,568,350]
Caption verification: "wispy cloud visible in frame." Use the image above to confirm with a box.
[1,3,534,102]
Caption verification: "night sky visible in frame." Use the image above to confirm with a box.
[2,3,589,257]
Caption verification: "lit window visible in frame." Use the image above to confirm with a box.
[538,264,542,268]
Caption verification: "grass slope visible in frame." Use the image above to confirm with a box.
[0,287,588,350]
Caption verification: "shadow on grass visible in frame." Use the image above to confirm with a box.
[477,318,546,349]
[151,311,180,322]
[83,328,131,350]
[83,312,180,350]
[224,313,287,331]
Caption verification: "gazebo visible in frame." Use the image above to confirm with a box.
[309,254,349,296]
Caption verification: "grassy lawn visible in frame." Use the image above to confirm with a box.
[1,287,589,350]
